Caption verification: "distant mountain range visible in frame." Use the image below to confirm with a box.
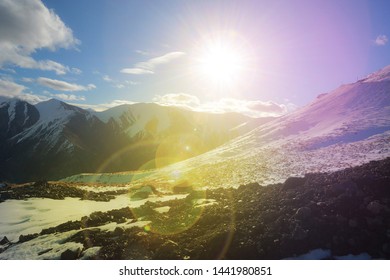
[2,66,390,184]
[0,98,271,182]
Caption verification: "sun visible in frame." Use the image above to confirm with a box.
[196,42,245,88]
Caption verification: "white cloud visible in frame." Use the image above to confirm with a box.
[0,79,26,96]
[153,93,292,117]
[0,0,79,74]
[375,35,388,46]
[0,68,16,74]
[121,51,185,75]
[87,83,96,90]
[125,80,138,85]
[153,93,200,107]
[137,52,185,70]
[35,60,69,75]
[37,77,96,92]
[52,93,85,101]
[102,75,135,88]
[103,75,113,82]
[0,78,47,103]
[120,68,154,75]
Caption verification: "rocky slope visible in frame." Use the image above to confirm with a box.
[1,158,389,259]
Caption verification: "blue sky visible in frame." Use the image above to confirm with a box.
[0,0,389,117]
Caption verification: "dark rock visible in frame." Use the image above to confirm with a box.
[333,180,358,196]
[18,233,39,243]
[38,248,53,256]
[295,207,311,220]
[114,227,125,236]
[262,210,279,223]
[348,219,358,228]
[283,177,306,190]
[41,220,82,235]
[154,240,181,259]
[0,236,10,245]
[366,217,383,229]
[292,225,308,240]
[61,248,81,260]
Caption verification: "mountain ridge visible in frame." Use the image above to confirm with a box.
[0,99,266,182]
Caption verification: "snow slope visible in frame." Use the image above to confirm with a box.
[68,66,390,188]
[0,193,187,242]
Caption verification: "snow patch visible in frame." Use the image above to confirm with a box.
[80,246,101,260]
[0,230,83,260]
[0,194,187,242]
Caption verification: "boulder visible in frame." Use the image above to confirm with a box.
[0,236,10,245]
[130,185,156,200]
[283,177,306,190]
[61,248,81,260]
[295,207,312,221]
[332,180,358,196]
[154,240,181,259]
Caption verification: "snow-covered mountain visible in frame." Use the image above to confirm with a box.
[0,99,39,141]
[0,99,263,182]
[122,65,390,189]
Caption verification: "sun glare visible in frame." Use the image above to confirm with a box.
[196,42,245,88]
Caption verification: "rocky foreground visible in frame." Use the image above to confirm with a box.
[1,158,390,259]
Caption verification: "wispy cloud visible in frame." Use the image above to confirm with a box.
[121,51,185,75]
[153,93,293,117]
[120,68,154,75]
[135,50,150,56]
[0,79,26,97]
[0,0,79,74]
[37,77,96,92]
[0,78,47,103]
[22,77,34,83]
[153,93,200,107]
[101,74,137,88]
[71,67,82,75]
[103,75,113,82]
[51,93,85,101]
[125,80,138,86]
[375,35,388,46]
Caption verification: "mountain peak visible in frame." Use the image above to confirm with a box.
[35,98,82,121]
